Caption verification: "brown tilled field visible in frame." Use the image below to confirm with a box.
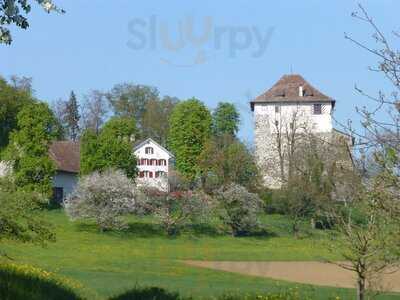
[185,261,400,292]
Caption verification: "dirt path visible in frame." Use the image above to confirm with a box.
[184,261,400,292]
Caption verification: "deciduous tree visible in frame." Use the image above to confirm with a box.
[4,102,61,197]
[212,102,240,137]
[64,169,137,231]
[198,135,261,193]
[142,96,179,146]
[0,77,34,152]
[216,183,263,237]
[106,83,159,129]
[0,178,55,257]
[168,98,212,180]
[81,90,109,134]
[80,117,138,179]
[0,0,64,44]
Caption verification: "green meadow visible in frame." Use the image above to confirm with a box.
[1,210,399,299]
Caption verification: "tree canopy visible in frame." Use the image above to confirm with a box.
[198,135,261,192]
[0,77,34,153]
[80,116,138,179]
[107,83,159,126]
[106,83,179,145]
[212,102,240,137]
[168,98,212,180]
[0,178,55,255]
[0,0,64,44]
[4,102,61,197]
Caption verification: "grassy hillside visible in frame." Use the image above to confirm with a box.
[1,210,398,299]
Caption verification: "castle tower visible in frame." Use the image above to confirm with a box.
[250,74,336,188]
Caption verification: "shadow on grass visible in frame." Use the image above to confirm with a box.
[74,221,164,238]
[109,286,191,300]
[75,220,277,240]
[185,223,225,237]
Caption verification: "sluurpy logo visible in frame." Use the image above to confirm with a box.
[127,15,275,67]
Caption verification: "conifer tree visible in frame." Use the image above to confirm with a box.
[64,91,80,141]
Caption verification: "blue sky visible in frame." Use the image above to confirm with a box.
[1,0,398,143]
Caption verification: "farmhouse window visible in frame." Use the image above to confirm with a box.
[139,171,145,178]
[313,104,322,115]
[159,159,166,166]
[149,171,153,178]
[145,147,154,154]
[156,171,166,178]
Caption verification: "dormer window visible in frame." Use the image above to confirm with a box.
[313,104,322,115]
[299,86,306,97]
[145,147,154,154]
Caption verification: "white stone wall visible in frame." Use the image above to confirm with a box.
[254,102,334,188]
[254,102,332,134]
[134,140,172,191]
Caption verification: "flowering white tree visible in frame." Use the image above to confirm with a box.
[64,169,137,231]
[139,188,211,236]
[216,183,263,237]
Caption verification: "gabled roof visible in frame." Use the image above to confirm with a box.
[251,74,335,111]
[133,138,175,158]
[49,141,80,173]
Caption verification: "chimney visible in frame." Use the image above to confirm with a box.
[299,86,304,97]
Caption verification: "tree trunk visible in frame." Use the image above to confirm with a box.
[357,276,366,300]
[292,221,299,238]
[310,218,316,229]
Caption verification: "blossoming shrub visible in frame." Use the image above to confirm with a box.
[140,188,211,236]
[0,263,88,300]
[216,184,263,237]
[64,169,137,231]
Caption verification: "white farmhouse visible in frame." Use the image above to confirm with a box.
[251,74,351,188]
[134,138,174,191]
[0,141,80,203]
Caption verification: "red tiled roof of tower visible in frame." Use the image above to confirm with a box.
[49,141,80,173]
[251,74,335,111]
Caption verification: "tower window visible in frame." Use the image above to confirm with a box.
[275,120,279,127]
[275,105,280,113]
[313,104,322,115]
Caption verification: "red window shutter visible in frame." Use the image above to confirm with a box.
[149,172,153,178]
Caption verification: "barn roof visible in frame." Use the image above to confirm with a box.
[49,141,80,173]
[250,74,335,111]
